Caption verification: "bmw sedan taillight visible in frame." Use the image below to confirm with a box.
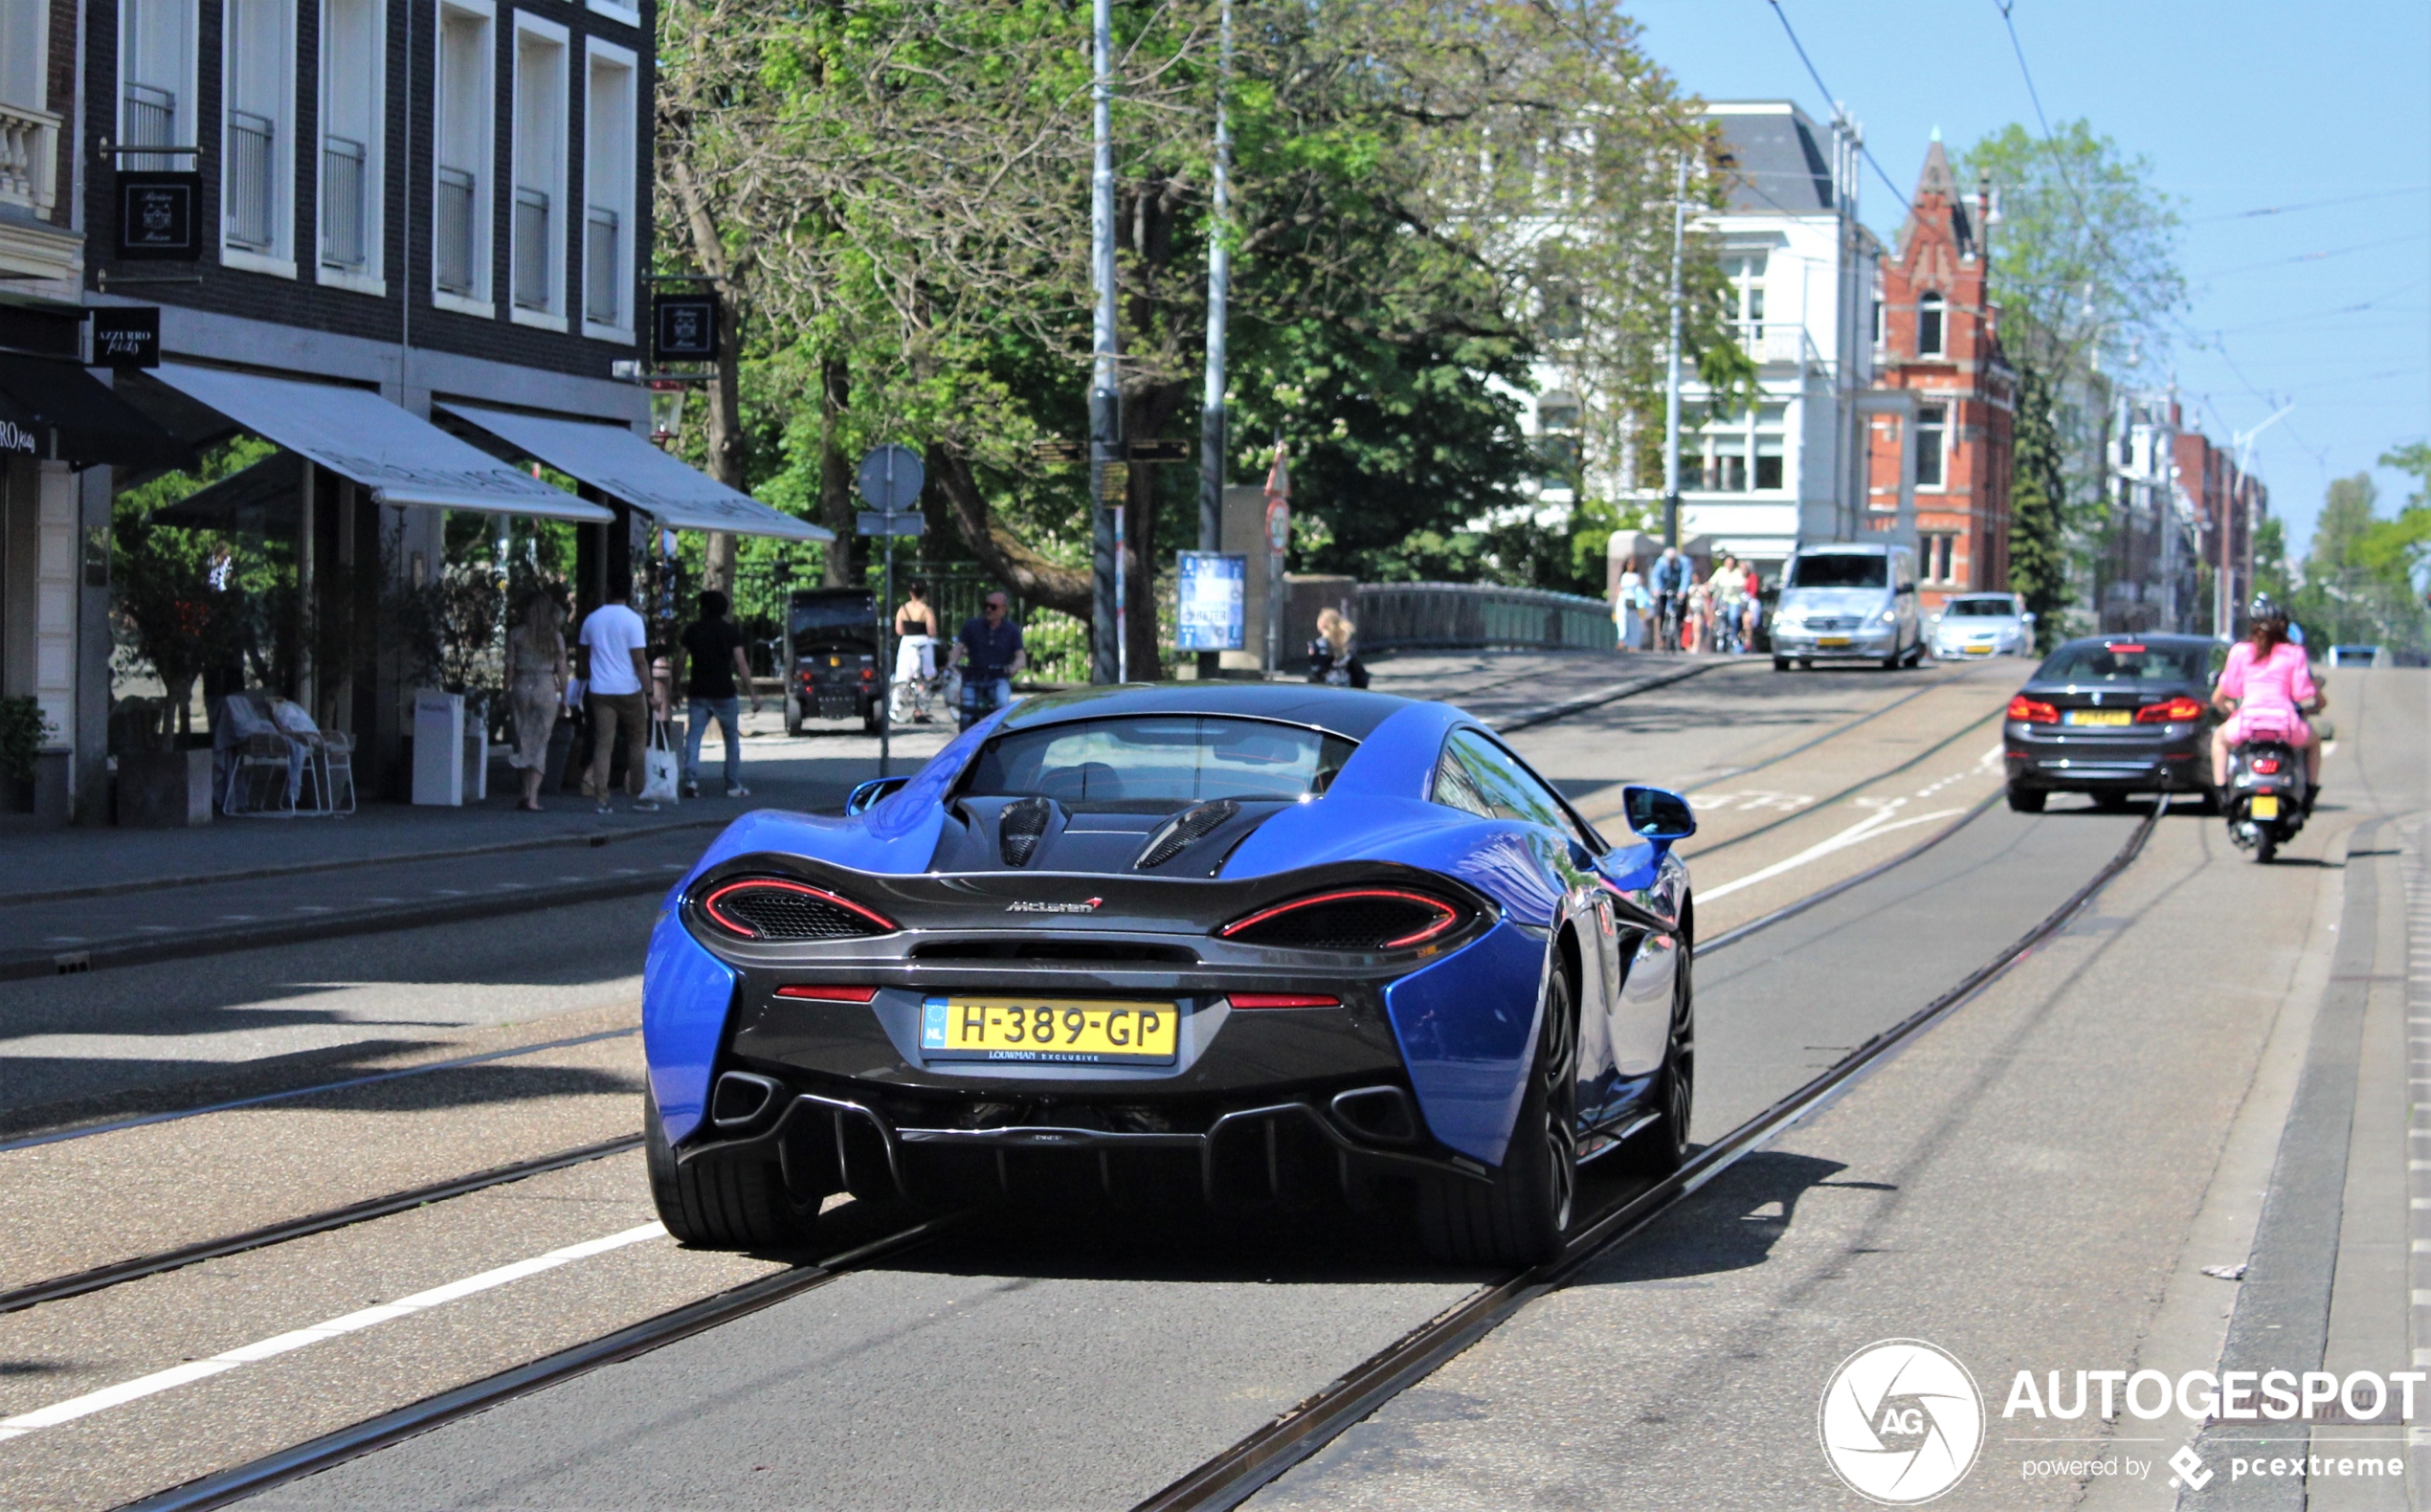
[2135,697,2204,723]
[1218,888,1465,951]
[2007,696,2060,723]
[698,878,898,941]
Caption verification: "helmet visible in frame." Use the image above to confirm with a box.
[2247,593,2286,626]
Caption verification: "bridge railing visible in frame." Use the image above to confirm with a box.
[1351,582,1613,655]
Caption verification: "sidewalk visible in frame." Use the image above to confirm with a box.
[0,713,955,977]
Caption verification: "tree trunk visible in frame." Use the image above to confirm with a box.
[929,447,1093,619]
[818,355,855,587]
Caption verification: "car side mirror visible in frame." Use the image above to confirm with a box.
[846,775,910,815]
[1620,785,1697,851]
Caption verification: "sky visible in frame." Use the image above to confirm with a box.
[1624,0,2431,558]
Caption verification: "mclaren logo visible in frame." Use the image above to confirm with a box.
[1006,898,1104,914]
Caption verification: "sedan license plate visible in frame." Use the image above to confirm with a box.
[1818,635,1852,648]
[921,997,1179,1064]
[1964,644,1994,656]
[2064,709,2132,727]
[2250,794,2281,820]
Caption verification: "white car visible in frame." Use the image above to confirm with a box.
[1930,593,2034,658]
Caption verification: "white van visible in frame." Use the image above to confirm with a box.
[1768,543,1923,671]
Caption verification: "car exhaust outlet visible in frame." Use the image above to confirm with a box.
[709,1071,785,1130]
[1329,1085,1422,1145]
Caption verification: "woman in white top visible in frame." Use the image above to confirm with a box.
[1614,569,1645,651]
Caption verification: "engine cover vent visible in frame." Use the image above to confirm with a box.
[1000,796,1053,868]
[1136,798,1240,870]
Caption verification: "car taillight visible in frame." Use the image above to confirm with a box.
[2136,697,2204,723]
[1219,888,1464,951]
[1227,992,1342,1010]
[773,984,880,1002]
[2252,757,2281,774]
[699,878,898,941]
[2007,696,2060,723]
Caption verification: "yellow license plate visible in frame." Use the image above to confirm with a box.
[2250,795,2280,820]
[2064,709,2132,726]
[1818,635,1852,648]
[921,997,1179,1065]
[1964,645,1994,656]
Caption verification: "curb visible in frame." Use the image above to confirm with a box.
[5,868,682,984]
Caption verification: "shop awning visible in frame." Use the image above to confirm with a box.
[0,353,197,471]
[437,402,833,541]
[150,450,304,529]
[146,364,613,523]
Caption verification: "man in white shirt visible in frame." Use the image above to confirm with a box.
[578,586,656,812]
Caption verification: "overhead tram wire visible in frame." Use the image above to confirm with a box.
[1760,0,1916,221]
[2192,187,2431,225]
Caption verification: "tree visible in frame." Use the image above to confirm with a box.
[2007,364,2070,650]
[2309,474,2377,576]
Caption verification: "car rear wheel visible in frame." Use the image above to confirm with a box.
[784,698,802,738]
[645,1096,824,1251]
[2006,784,2046,813]
[1418,967,1577,1267]
[1773,656,1791,672]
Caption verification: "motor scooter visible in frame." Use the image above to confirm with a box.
[2222,717,2309,863]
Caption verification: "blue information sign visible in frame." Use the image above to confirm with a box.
[1176,551,1247,652]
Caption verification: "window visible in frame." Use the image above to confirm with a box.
[1916,291,1945,357]
[510,15,569,325]
[1921,532,1956,584]
[1871,293,1885,349]
[582,40,636,338]
[1695,404,1789,494]
[434,0,491,308]
[1,0,44,110]
[1433,730,1596,851]
[318,0,384,288]
[119,0,194,170]
[1915,404,1947,488]
[220,0,295,269]
[962,718,1356,810]
[1720,254,1765,329]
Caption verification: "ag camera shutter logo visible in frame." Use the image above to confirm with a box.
[1819,1339,1985,1503]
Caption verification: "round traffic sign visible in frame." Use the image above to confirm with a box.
[1264,498,1290,553]
[857,444,926,511]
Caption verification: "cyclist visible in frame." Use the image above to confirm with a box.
[955,591,1026,730]
[1649,546,1689,652]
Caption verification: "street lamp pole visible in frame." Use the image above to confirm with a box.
[1195,0,1232,681]
[1662,150,1687,551]
[1088,0,1121,683]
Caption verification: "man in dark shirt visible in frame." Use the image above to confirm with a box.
[955,591,1026,730]
[679,589,761,798]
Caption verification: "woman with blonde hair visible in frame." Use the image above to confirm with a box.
[505,589,569,812]
[1307,607,1370,688]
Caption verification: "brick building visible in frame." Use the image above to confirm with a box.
[1863,135,2016,613]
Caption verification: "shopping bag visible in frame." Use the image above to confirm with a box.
[640,719,680,804]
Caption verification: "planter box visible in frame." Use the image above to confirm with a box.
[118,747,214,828]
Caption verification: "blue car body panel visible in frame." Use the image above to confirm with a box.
[643,906,740,1145]
[1381,921,1550,1165]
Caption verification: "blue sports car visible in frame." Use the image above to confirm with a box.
[642,683,1697,1265]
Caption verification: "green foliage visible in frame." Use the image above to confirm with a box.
[110,437,280,732]
[2251,516,2293,603]
[0,696,52,785]
[2007,365,2072,651]
[2286,468,2431,652]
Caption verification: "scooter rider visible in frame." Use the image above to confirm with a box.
[956,590,1026,730]
[2211,594,2326,811]
[1649,546,1689,652]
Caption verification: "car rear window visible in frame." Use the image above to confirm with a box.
[1946,597,2014,617]
[2035,642,2209,683]
[963,717,1356,811]
[1786,554,1887,589]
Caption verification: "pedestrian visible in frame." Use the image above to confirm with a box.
[1708,555,1746,655]
[1614,566,1645,652]
[578,582,655,813]
[504,589,569,812]
[1649,545,1688,651]
[1683,579,1708,654]
[679,589,761,800]
[1306,608,1370,687]
[955,590,1026,730]
[1739,560,1764,649]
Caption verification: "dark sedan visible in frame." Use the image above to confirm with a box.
[2002,634,2222,812]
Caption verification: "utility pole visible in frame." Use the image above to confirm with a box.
[1195,0,1233,681]
[1662,150,1687,550]
[2230,404,2293,638]
[1087,0,1121,683]
[2158,381,2178,634]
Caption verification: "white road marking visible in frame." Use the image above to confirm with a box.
[0,1223,665,1440]
[1699,799,1968,902]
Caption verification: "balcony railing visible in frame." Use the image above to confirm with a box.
[511,186,551,311]
[1732,321,1828,369]
[121,83,176,171]
[224,109,277,251]
[583,205,619,326]
[0,101,59,215]
[435,166,476,294]
[320,135,367,270]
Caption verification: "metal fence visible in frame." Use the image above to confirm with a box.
[122,84,175,171]
[320,136,367,269]
[1353,582,1613,654]
[435,167,477,293]
[223,110,276,249]
[511,186,551,309]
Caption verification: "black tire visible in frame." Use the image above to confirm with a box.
[784,697,803,738]
[2255,831,2279,864]
[645,1096,824,1251]
[2006,784,2046,813]
[2093,789,2131,812]
[1798,658,1814,670]
[1617,940,1694,1177]
[1773,656,1791,672]
[1419,966,1577,1267]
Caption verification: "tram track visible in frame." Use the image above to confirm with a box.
[67,791,2162,1512]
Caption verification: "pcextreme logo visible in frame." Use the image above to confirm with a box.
[1819,1339,1986,1504]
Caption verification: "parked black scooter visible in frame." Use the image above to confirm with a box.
[2222,736,2308,863]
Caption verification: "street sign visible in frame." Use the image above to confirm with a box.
[1098,461,1130,502]
[116,173,200,260]
[1175,551,1246,652]
[1264,497,1290,553]
[652,293,720,363]
[856,444,925,510]
[856,511,926,537]
[92,306,160,367]
[1032,439,1085,465]
[1126,438,1192,463]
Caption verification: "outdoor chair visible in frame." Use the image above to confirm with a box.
[214,693,303,817]
[269,699,355,815]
